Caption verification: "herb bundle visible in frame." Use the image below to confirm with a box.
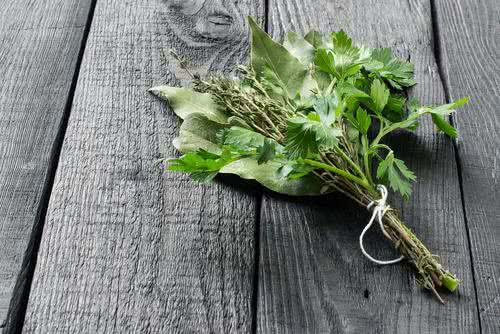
[150,17,468,302]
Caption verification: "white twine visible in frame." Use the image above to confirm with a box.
[359,185,404,265]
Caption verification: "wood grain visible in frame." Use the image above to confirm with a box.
[434,0,500,332]
[0,0,92,329]
[22,0,263,332]
[257,0,480,332]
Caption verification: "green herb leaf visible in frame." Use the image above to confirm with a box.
[285,116,319,158]
[376,151,416,199]
[221,158,327,196]
[370,79,390,114]
[175,113,227,154]
[314,48,336,75]
[329,31,363,79]
[313,96,337,124]
[256,138,277,164]
[149,86,227,124]
[314,46,362,80]
[167,148,239,182]
[384,95,406,122]
[218,126,266,149]
[421,96,469,116]
[285,113,341,158]
[370,47,392,64]
[431,114,457,138]
[364,48,416,90]
[304,30,327,48]
[283,32,315,65]
[218,126,282,162]
[356,108,371,134]
[278,159,317,180]
[331,31,354,51]
[248,17,307,98]
[384,97,469,137]
[336,82,370,99]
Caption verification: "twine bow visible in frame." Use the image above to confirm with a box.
[359,185,404,265]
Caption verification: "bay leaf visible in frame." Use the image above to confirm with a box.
[283,31,315,65]
[175,113,226,154]
[149,86,228,124]
[248,17,307,99]
[221,158,326,196]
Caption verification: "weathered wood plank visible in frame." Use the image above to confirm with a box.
[434,0,499,332]
[257,0,480,332]
[0,0,93,330]
[22,0,263,332]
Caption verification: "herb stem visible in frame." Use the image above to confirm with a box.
[312,171,364,206]
[333,147,367,181]
[361,135,374,185]
[303,159,371,190]
[371,130,386,148]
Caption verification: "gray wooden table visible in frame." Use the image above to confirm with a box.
[0,0,498,333]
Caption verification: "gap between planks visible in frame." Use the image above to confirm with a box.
[2,0,99,333]
[429,0,482,332]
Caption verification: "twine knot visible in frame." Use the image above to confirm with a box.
[359,185,404,265]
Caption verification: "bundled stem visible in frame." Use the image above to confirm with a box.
[339,181,458,302]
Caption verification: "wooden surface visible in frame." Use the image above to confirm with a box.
[258,1,478,333]
[19,0,264,333]
[434,1,499,332]
[18,0,263,333]
[0,0,497,333]
[0,0,93,330]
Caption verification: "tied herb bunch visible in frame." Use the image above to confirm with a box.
[150,17,469,302]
